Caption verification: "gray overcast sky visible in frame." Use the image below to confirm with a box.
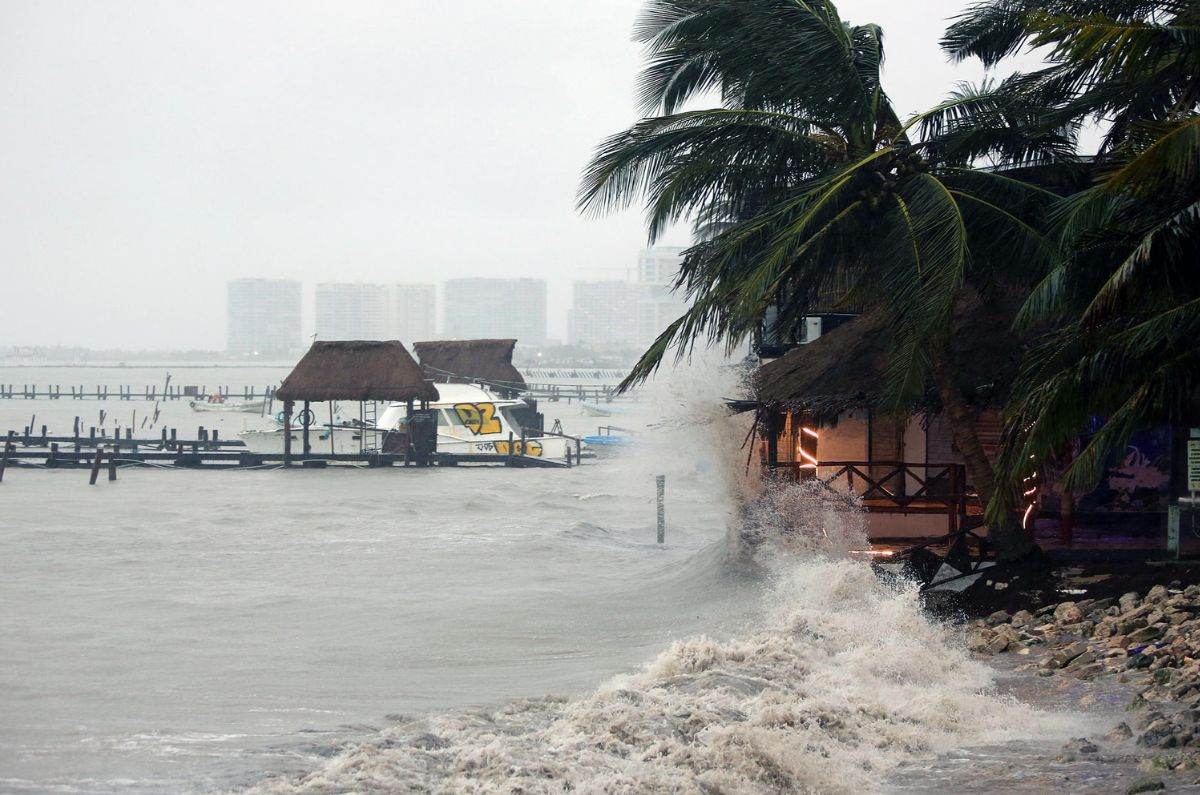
[1,1,1043,349]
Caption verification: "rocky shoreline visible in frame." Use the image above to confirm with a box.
[968,582,1200,792]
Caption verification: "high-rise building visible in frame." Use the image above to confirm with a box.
[637,246,686,284]
[387,283,437,341]
[314,282,437,342]
[314,282,389,340]
[635,246,689,348]
[568,280,642,349]
[226,278,302,356]
[443,278,547,345]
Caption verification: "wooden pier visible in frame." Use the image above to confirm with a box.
[0,423,579,472]
[0,384,278,401]
[0,382,623,402]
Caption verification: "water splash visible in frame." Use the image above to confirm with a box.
[248,356,1080,793]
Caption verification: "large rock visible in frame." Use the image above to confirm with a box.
[1055,601,1084,623]
[1119,592,1141,612]
[985,609,1010,627]
[1050,641,1088,669]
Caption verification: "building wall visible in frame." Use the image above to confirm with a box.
[443,278,546,345]
[387,283,437,341]
[226,278,302,356]
[569,280,642,348]
[314,282,388,340]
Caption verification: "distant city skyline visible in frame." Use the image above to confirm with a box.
[226,247,687,354]
[0,2,1046,350]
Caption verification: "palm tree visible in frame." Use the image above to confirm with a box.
[579,0,1073,557]
[944,1,1200,509]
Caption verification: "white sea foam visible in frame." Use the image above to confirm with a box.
[249,488,1076,794]
[245,355,1080,793]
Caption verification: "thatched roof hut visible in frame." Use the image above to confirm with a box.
[752,290,1021,423]
[276,341,438,403]
[413,339,526,388]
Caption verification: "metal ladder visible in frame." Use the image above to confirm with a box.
[360,401,381,453]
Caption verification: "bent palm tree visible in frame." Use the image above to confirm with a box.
[580,0,1072,557]
[946,0,1200,510]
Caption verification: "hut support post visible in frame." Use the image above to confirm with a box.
[302,401,311,455]
[283,400,294,467]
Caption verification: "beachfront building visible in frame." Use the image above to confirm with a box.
[226,278,302,357]
[738,291,1018,542]
[443,278,547,346]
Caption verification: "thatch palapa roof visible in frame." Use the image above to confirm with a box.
[753,289,1022,423]
[276,341,438,402]
[413,339,526,388]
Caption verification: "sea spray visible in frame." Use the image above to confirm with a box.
[249,485,1076,794]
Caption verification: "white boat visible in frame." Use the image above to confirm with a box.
[378,383,576,461]
[580,400,629,418]
[190,396,266,413]
[238,423,364,455]
[238,384,577,461]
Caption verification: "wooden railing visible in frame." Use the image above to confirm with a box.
[769,460,975,532]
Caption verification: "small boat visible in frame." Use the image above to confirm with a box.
[378,383,577,461]
[580,401,630,418]
[190,396,266,413]
[238,384,579,461]
[582,425,633,452]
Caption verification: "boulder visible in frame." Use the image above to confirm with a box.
[1055,602,1084,623]
[1120,592,1141,612]
[985,609,1010,627]
[1050,641,1088,669]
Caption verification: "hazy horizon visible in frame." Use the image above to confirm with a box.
[2,0,1047,349]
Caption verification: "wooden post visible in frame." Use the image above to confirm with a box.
[302,401,311,455]
[0,436,11,483]
[89,446,103,485]
[283,400,294,467]
[656,475,666,544]
[329,401,335,456]
[108,449,117,481]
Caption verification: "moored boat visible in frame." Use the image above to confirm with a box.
[190,396,266,413]
[377,383,577,461]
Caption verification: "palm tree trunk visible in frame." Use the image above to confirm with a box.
[930,347,1033,560]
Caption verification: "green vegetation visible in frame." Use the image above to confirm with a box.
[581,0,1199,557]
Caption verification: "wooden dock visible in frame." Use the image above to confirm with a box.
[0,382,624,403]
[0,425,577,472]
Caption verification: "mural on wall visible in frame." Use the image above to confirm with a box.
[1077,425,1172,513]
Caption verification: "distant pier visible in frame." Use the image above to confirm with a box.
[0,382,624,403]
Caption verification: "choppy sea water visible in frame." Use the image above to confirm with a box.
[0,361,1159,792]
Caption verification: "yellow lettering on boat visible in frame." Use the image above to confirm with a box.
[454,403,501,435]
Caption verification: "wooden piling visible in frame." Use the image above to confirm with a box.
[108,449,117,481]
[89,447,103,485]
[0,433,12,482]
[282,400,294,467]
[656,475,666,544]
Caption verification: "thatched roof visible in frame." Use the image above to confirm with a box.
[753,290,1021,422]
[413,339,525,388]
[276,341,438,402]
